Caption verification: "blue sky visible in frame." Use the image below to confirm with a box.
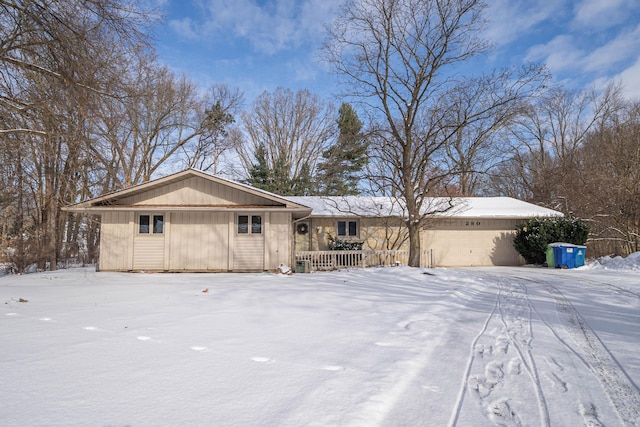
[153,0,640,103]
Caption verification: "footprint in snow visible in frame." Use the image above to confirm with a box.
[322,365,344,371]
[251,356,273,363]
[136,335,163,343]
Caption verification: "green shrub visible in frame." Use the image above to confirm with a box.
[328,235,364,251]
[513,216,589,264]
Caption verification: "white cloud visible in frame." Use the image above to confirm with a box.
[483,0,566,46]
[582,24,640,73]
[524,20,640,97]
[525,34,584,73]
[176,0,341,55]
[168,17,200,39]
[616,58,640,100]
[572,0,630,30]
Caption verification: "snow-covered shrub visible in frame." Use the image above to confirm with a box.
[513,216,589,264]
[328,235,363,251]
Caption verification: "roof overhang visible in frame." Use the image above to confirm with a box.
[62,169,312,219]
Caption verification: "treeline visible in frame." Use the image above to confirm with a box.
[1,0,638,271]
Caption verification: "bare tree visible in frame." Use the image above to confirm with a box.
[494,83,623,209]
[90,61,203,188]
[1,0,154,130]
[182,83,244,175]
[0,0,156,271]
[324,0,544,266]
[237,88,336,195]
[577,99,640,256]
[443,65,548,195]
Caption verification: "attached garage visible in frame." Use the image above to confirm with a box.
[422,218,526,267]
[63,169,311,272]
[286,196,562,267]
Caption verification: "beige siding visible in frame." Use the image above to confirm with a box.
[422,218,524,266]
[133,235,165,270]
[168,212,230,270]
[118,176,280,207]
[298,216,524,267]
[99,211,133,270]
[265,212,292,268]
[233,220,265,272]
[307,217,407,251]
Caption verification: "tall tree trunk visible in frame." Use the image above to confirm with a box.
[407,222,422,267]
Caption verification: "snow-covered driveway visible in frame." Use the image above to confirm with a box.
[1,266,638,426]
[451,267,640,427]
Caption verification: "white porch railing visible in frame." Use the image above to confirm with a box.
[295,249,433,271]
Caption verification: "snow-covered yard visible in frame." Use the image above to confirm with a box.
[1,258,639,427]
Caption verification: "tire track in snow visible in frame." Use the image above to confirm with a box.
[540,281,640,426]
[448,288,500,427]
[504,272,640,426]
[449,278,549,426]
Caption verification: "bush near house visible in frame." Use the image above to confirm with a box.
[328,235,364,251]
[514,217,589,265]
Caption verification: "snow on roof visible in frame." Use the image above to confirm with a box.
[286,196,563,218]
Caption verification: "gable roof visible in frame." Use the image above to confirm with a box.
[285,196,563,219]
[63,169,312,218]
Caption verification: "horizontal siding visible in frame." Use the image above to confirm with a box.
[133,236,165,270]
[233,234,264,271]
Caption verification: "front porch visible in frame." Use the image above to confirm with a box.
[294,249,434,272]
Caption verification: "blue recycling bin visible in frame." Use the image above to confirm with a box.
[574,246,586,267]
[549,243,586,269]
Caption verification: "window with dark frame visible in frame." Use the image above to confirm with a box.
[251,215,262,234]
[153,215,164,234]
[139,214,164,234]
[139,215,150,233]
[238,215,249,234]
[337,220,358,237]
[238,215,262,234]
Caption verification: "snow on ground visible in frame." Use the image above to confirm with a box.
[583,251,640,271]
[1,259,639,427]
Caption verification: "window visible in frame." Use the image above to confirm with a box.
[337,220,358,237]
[238,215,262,234]
[153,215,164,234]
[251,215,262,234]
[139,214,163,234]
[139,215,150,234]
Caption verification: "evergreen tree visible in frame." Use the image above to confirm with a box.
[292,162,314,196]
[247,145,315,195]
[246,144,273,191]
[247,144,291,194]
[317,103,368,195]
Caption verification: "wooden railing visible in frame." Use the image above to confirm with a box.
[295,249,433,271]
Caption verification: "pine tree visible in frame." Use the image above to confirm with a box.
[247,144,277,192]
[247,145,313,195]
[317,103,368,195]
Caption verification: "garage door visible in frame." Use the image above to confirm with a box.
[422,219,523,267]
